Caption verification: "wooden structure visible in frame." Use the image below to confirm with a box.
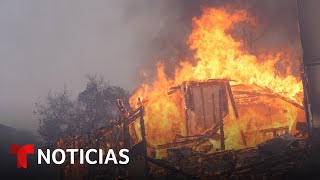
[55,100,148,179]
[54,80,306,179]
[168,79,239,150]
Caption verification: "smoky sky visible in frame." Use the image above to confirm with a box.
[130,0,301,78]
[0,0,300,132]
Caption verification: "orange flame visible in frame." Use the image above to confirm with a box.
[130,8,304,151]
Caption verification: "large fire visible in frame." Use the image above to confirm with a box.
[130,8,304,151]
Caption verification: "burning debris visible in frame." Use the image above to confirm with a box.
[128,77,304,160]
[54,79,306,179]
[129,7,303,152]
[141,79,304,160]
[53,6,309,179]
[149,134,306,179]
[125,7,305,178]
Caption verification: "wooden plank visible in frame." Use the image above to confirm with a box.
[226,82,239,119]
[139,106,149,178]
[212,93,216,124]
[157,124,221,150]
[219,90,225,150]
[200,87,207,129]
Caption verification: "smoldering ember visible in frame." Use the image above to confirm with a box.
[2,0,320,179]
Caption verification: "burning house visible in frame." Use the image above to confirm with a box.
[53,3,318,179]
[55,79,306,179]
[129,7,304,153]
[148,79,304,159]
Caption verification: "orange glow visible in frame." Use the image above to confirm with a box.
[130,8,304,152]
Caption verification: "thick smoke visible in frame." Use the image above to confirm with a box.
[0,0,301,131]
[130,0,301,81]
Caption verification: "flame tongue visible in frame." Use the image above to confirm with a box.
[183,8,302,100]
[130,8,303,149]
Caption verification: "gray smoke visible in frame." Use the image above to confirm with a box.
[0,0,301,132]
[128,0,301,79]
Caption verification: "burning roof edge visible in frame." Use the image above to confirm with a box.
[168,79,303,110]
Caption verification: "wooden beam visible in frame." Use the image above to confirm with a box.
[226,82,239,119]
[219,90,225,150]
